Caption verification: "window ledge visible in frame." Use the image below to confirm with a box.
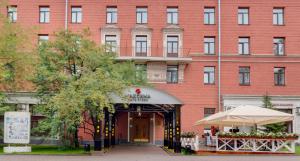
[274,84,286,87]
[204,83,215,85]
[239,84,251,86]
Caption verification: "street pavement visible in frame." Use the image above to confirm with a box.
[0,145,299,161]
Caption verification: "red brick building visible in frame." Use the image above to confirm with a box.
[1,0,300,149]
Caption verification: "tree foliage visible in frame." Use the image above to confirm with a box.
[0,14,36,137]
[0,15,36,91]
[33,30,147,147]
[262,94,287,133]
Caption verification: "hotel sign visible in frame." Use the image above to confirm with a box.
[128,88,151,102]
[4,112,31,144]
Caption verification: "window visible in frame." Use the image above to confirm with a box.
[273,8,284,25]
[38,34,49,45]
[204,108,215,117]
[7,6,17,23]
[238,8,249,25]
[238,37,250,55]
[273,37,285,55]
[71,7,82,23]
[239,67,250,85]
[135,35,147,56]
[106,7,117,24]
[204,66,215,84]
[204,7,215,24]
[167,66,178,83]
[136,7,147,24]
[39,6,50,23]
[274,67,285,86]
[204,37,215,54]
[135,64,147,81]
[167,36,179,57]
[105,35,117,53]
[167,7,178,24]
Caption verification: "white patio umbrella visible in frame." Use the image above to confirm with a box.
[195,105,294,126]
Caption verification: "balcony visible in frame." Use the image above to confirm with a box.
[111,46,192,64]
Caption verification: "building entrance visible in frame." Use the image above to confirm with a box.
[130,113,150,143]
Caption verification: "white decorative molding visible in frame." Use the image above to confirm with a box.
[162,30,183,58]
[100,25,121,56]
[131,25,152,57]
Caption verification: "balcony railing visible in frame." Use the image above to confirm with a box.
[104,46,191,58]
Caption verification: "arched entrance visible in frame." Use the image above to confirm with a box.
[102,87,182,153]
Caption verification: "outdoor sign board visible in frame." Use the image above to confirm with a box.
[4,112,31,144]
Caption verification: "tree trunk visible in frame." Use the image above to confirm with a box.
[74,128,79,148]
[91,115,102,151]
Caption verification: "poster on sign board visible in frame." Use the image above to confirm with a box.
[4,112,31,144]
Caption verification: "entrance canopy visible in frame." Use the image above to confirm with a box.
[195,105,294,126]
[111,87,182,105]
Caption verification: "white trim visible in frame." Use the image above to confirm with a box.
[132,31,152,57]
[116,56,192,63]
[100,29,121,56]
[163,32,183,58]
[65,0,68,30]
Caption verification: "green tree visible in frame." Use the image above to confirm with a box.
[33,30,147,149]
[0,16,36,91]
[0,14,36,137]
[262,94,287,133]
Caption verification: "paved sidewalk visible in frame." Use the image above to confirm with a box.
[0,145,300,161]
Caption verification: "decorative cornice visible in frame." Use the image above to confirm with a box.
[162,25,184,32]
[100,24,122,32]
[131,24,153,32]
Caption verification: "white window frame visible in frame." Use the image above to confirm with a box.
[7,6,17,23]
[101,29,121,56]
[163,32,182,58]
[166,65,178,83]
[238,8,249,25]
[106,7,117,24]
[39,6,50,23]
[238,37,250,55]
[204,66,215,84]
[136,7,148,24]
[204,37,215,55]
[167,7,178,24]
[71,6,82,23]
[239,67,250,85]
[274,67,285,86]
[204,7,215,25]
[273,8,284,25]
[132,31,151,57]
[273,37,285,55]
[38,34,49,45]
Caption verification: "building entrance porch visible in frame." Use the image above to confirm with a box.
[80,87,183,153]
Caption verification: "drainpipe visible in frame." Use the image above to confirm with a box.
[218,0,222,112]
[65,0,68,30]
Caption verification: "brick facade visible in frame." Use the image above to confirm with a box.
[2,0,300,142]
